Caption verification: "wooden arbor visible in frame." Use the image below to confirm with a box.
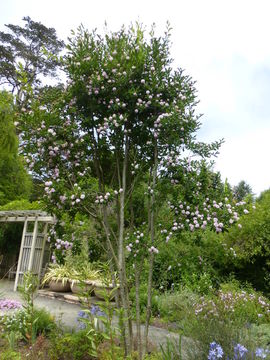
[0,210,55,291]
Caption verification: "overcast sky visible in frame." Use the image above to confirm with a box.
[1,0,270,195]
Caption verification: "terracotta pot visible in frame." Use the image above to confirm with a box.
[49,279,71,292]
[70,280,94,295]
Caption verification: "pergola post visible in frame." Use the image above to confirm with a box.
[28,217,38,271]
[14,218,28,292]
[38,223,48,283]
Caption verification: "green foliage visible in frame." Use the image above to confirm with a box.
[0,200,42,255]
[184,315,250,360]
[17,272,39,344]
[51,214,103,264]
[42,263,71,286]
[0,91,31,205]
[233,180,254,202]
[224,190,270,291]
[0,272,56,348]
[179,281,270,359]
[152,229,230,293]
[1,307,56,343]
[130,283,160,318]
[157,288,200,324]
[249,323,270,348]
[0,222,23,255]
[160,337,182,360]
[0,199,42,211]
[0,349,21,360]
[194,282,270,327]
[49,329,101,359]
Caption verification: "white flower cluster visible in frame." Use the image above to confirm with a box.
[95,192,111,204]
[148,246,159,254]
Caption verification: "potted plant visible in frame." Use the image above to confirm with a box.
[42,264,71,292]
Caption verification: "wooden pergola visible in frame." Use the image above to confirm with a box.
[0,210,55,291]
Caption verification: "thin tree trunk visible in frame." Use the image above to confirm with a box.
[144,141,158,353]
[92,134,128,352]
[118,134,133,354]
[135,261,143,359]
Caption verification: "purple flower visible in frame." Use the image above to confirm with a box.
[208,342,224,359]
[90,305,105,317]
[234,344,248,359]
[0,299,22,310]
[255,348,269,359]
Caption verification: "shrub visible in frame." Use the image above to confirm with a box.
[152,230,230,293]
[49,329,102,360]
[157,288,199,324]
[1,307,56,341]
[0,350,21,360]
[182,282,270,359]
[194,283,270,327]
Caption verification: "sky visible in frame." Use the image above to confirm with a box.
[1,0,270,195]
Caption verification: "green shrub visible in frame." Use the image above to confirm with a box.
[152,230,230,293]
[0,199,41,211]
[157,288,199,323]
[49,329,102,360]
[0,350,21,360]
[249,323,270,348]
[1,307,56,341]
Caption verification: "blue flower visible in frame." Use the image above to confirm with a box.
[234,344,248,359]
[77,310,88,319]
[255,347,269,359]
[77,310,90,330]
[90,305,105,317]
[208,342,224,359]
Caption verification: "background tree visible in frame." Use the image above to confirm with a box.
[224,190,270,291]
[0,16,64,107]
[0,91,31,205]
[0,91,32,265]
[233,180,253,202]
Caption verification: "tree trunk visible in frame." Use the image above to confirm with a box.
[135,261,143,359]
[118,135,133,354]
[144,141,158,353]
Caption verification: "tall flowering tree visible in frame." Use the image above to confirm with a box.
[18,24,251,356]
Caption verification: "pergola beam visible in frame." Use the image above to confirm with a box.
[0,216,54,222]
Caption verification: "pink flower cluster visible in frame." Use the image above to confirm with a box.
[0,299,22,310]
